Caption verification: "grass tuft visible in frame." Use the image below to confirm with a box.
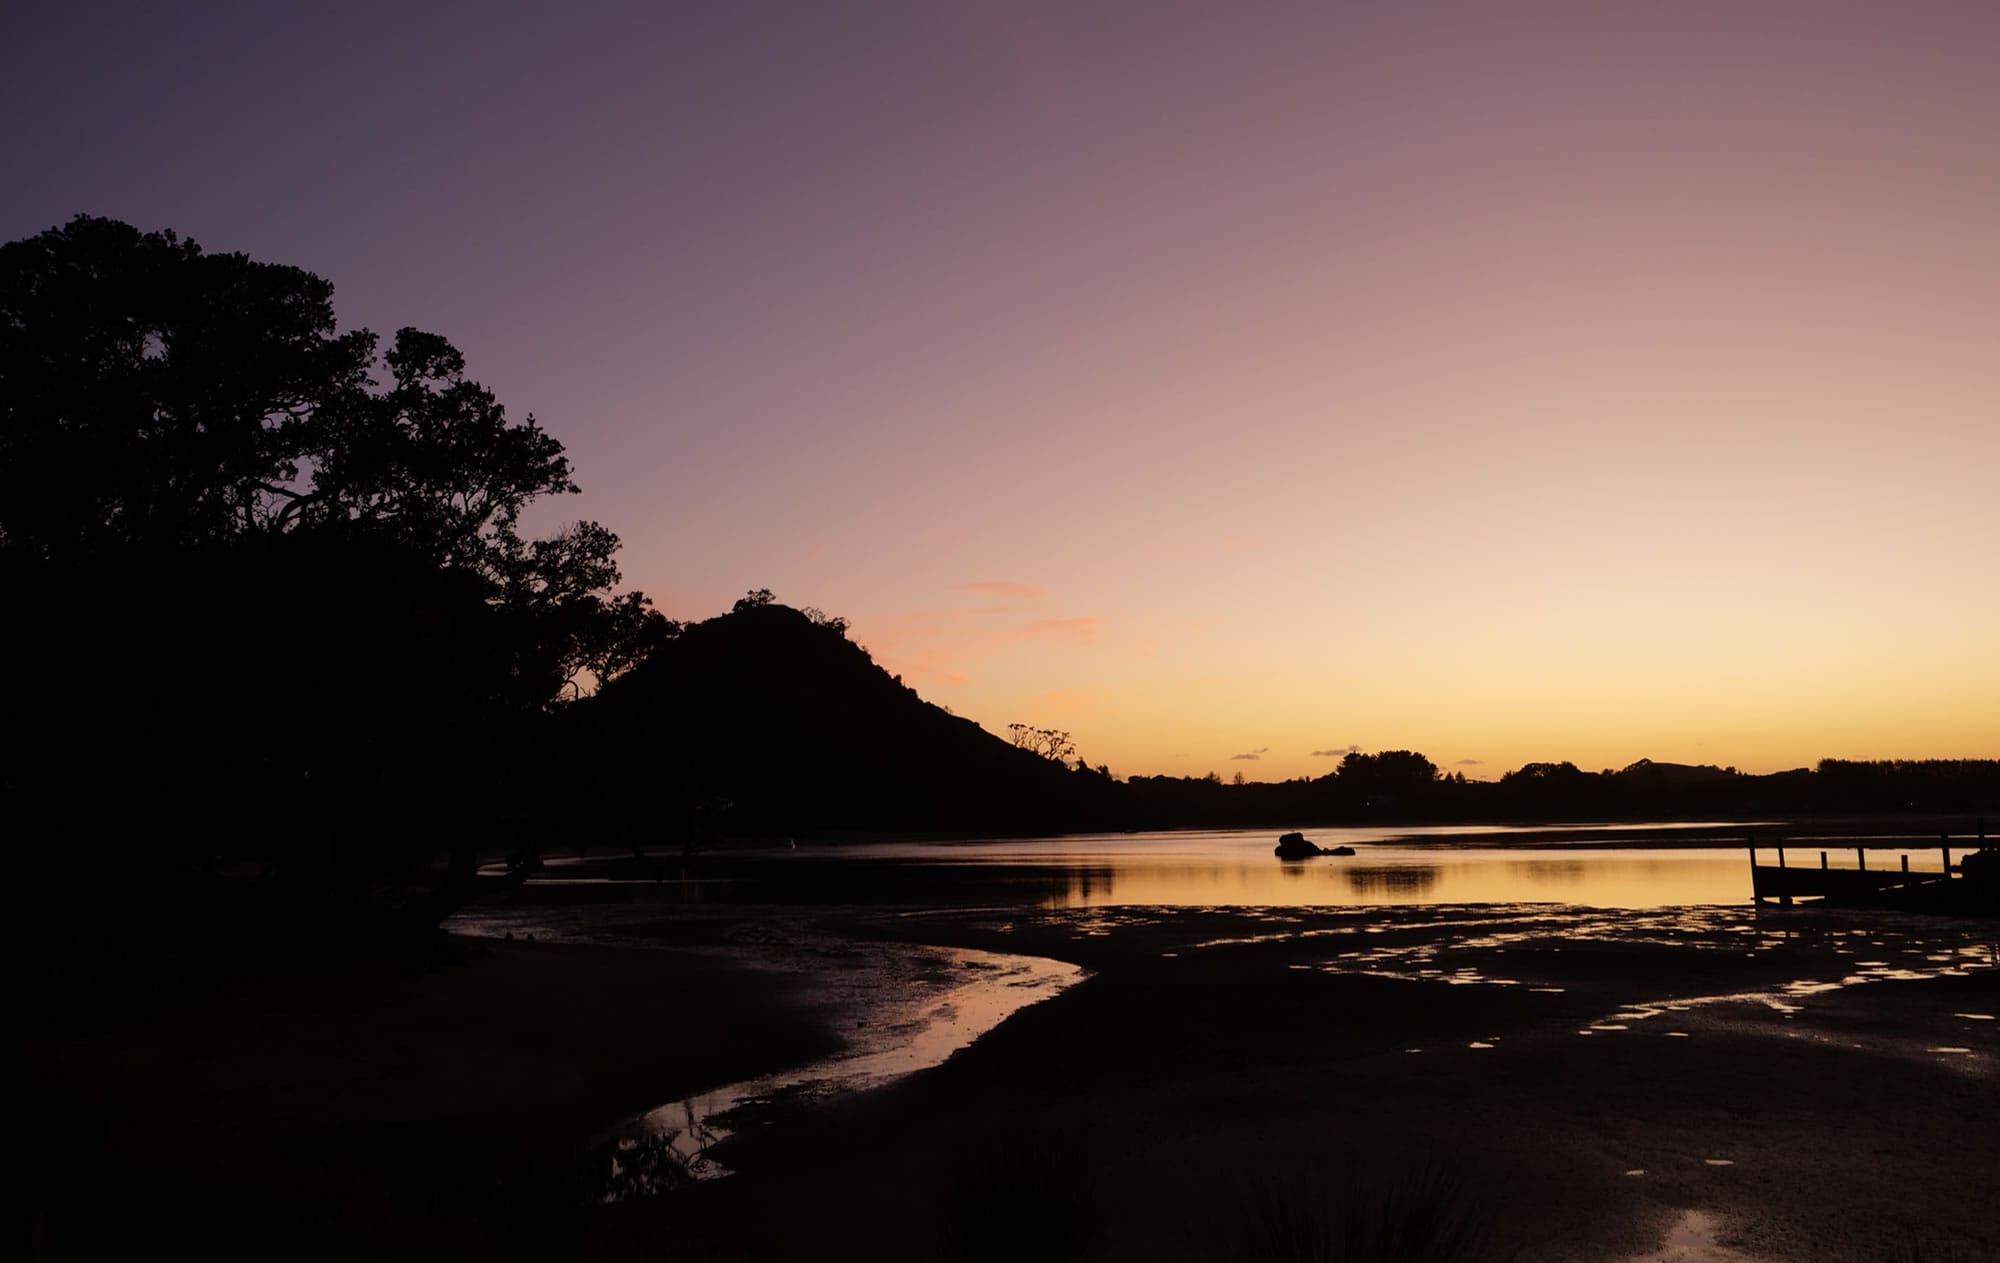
[943,1124,1097,1263]
[1228,1153,1512,1263]
[1900,1229,2000,1263]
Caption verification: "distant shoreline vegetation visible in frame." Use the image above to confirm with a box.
[1107,754,2000,830]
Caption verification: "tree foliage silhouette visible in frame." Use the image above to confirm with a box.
[0,216,665,703]
[0,216,667,961]
[1009,724,1076,763]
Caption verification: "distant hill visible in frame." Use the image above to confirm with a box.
[578,603,2000,838]
[584,602,1104,836]
[1609,759,1736,788]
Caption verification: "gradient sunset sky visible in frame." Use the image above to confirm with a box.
[7,1,1998,780]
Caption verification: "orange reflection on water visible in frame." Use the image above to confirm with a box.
[1041,848,1754,909]
[825,826,1791,910]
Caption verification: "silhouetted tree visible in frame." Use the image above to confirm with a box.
[1332,749,1441,817]
[1008,723,1076,763]
[800,605,850,637]
[0,216,666,964]
[0,216,663,703]
[1492,761,1604,818]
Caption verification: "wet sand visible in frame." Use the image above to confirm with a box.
[14,904,2000,1261]
[590,904,2000,1263]
[10,937,842,1258]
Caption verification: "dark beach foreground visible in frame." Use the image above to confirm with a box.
[585,903,2000,1263]
[12,901,2000,1261]
[7,937,842,1259]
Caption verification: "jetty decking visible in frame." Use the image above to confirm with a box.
[1749,842,1983,910]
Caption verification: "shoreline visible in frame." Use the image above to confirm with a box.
[11,936,844,1259]
[767,813,1995,850]
[595,902,2000,1262]
[15,898,2000,1261]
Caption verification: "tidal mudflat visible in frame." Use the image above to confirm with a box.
[571,897,1999,1262]
[444,832,2000,1262]
[17,834,2000,1261]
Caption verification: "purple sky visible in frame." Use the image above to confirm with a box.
[8,1,2000,778]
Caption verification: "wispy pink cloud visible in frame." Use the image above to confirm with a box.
[1030,688,1104,715]
[854,609,1106,689]
[1006,617,1100,645]
[960,580,1047,601]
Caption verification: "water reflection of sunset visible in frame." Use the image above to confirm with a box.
[1034,848,1753,909]
[799,828,1981,910]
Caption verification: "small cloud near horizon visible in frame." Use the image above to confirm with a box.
[1231,747,1271,761]
[1007,617,1099,645]
[1456,758,1485,766]
[858,607,1102,689]
[1028,687,1103,715]
[1309,744,1362,758]
[960,580,1046,601]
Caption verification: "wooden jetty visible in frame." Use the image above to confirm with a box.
[1750,837,1995,913]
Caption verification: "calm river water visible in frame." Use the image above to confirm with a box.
[517,822,1979,911]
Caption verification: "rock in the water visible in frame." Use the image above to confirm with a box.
[1274,833,1357,859]
[1274,831,1324,859]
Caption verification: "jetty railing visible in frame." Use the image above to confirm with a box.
[1749,840,1967,907]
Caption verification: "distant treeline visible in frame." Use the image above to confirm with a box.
[1107,756,2000,831]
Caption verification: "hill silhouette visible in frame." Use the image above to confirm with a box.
[1610,758,1735,788]
[584,606,2000,837]
[586,601,1108,837]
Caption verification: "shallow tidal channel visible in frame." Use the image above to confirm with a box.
[446,905,1087,1195]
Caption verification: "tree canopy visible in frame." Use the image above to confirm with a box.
[0,217,667,941]
[0,215,666,707]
